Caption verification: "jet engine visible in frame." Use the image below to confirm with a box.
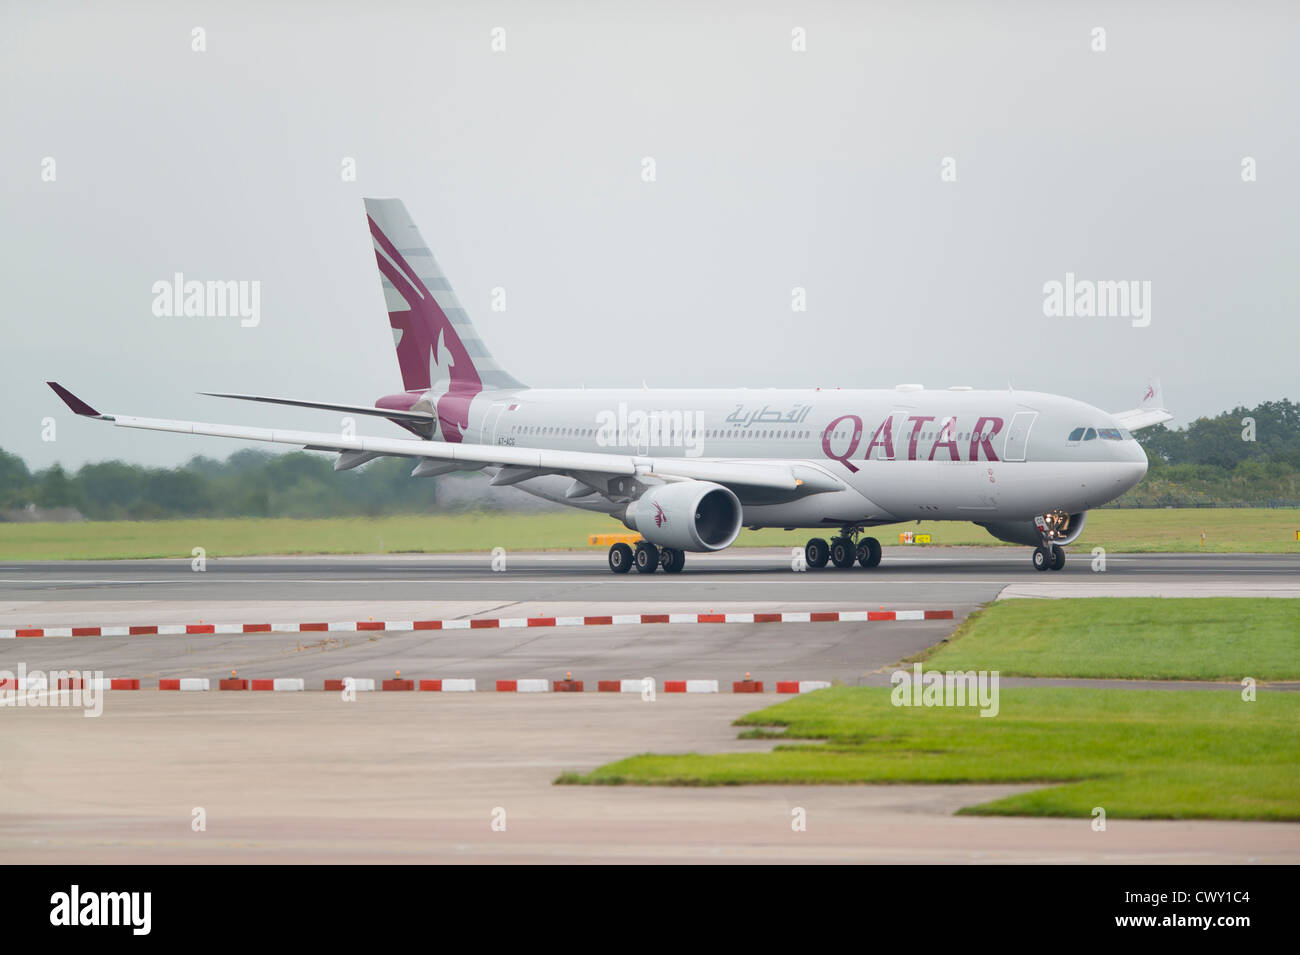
[622,481,743,552]
[978,510,1088,547]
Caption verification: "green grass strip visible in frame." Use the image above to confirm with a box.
[560,687,1300,821]
[920,598,1300,681]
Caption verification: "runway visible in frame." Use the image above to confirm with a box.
[1,548,1296,605]
[1,548,1294,686]
[0,618,955,686]
[1,548,1295,863]
[2,694,1295,864]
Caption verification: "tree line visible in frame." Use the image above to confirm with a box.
[1128,399,1300,506]
[0,448,446,520]
[1,398,1297,520]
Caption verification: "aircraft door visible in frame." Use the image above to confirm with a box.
[869,410,906,461]
[1003,411,1037,462]
[482,401,509,445]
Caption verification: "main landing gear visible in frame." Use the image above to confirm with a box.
[608,542,633,574]
[1032,544,1067,572]
[608,541,685,574]
[806,527,882,570]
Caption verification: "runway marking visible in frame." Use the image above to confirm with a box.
[0,576,1037,586]
[7,675,838,694]
[38,680,1290,696]
[0,608,956,639]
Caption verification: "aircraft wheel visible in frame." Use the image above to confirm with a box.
[608,543,634,574]
[857,536,882,568]
[1050,545,1067,571]
[830,537,856,568]
[634,541,660,574]
[660,547,686,573]
[805,538,830,569]
[1032,546,1051,572]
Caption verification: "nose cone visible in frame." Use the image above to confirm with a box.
[1123,435,1149,466]
[1114,443,1148,493]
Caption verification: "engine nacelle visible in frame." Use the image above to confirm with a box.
[979,510,1088,548]
[622,481,742,552]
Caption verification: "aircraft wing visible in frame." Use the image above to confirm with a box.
[1111,377,1173,431]
[47,383,843,495]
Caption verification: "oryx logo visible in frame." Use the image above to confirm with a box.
[369,216,482,442]
[1143,384,1155,402]
[653,502,668,528]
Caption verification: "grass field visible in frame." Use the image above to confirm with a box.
[918,598,1300,682]
[0,513,613,561]
[558,687,1300,821]
[1,507,1298,560]
[1050,507,1300,553]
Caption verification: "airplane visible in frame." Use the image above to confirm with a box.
[48,198,1172,575]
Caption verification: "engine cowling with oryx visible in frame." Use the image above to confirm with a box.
[621,481,743,552]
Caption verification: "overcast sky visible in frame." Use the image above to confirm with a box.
[3,1,1297,469]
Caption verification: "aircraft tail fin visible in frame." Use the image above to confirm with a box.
[363,198,525,395]
[1113,377,1173,431]
[1139,377,1164,410]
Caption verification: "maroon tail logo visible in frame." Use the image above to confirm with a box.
[368,215,482,442]
[653,502,668,528]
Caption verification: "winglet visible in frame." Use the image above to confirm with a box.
[47,382,106,418]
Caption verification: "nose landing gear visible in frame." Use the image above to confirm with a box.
[1032,544,1067,571]
[1031,511,1071,571]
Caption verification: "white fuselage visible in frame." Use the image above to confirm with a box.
[449,385,1149,528]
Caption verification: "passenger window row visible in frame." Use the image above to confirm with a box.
[510,426,816,439]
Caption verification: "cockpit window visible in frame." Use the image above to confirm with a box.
[1070,426,1132,443]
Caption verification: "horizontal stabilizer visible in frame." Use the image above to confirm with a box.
[201,392,434,423]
